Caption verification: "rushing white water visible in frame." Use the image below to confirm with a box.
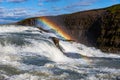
[0,25,120,80]
[60,41,120,58]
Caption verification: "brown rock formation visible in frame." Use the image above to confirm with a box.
[17,18,36,26]
[50,37,64,52]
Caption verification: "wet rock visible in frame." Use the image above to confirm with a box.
[116,76,120,80]
[37,27,49,32]
[50,37,60,48]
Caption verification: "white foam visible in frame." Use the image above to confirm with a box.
[0,44,22,67]
[0,25,39,33]
[59,41,120,58]
[0,25,72,64]
[7,73,40,80]
[0,25,58,39]
[0,40,73,68]
[21,40,74,63]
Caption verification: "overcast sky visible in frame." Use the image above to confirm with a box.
[0,0,119,24]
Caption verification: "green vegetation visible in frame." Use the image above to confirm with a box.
[107,4,120,13]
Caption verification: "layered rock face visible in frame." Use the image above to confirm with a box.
[16,4,120,53]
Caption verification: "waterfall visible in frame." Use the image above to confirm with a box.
[0,25,120,80]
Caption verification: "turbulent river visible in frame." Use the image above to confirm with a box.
[0,25,120,80]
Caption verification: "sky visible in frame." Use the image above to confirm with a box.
[0,0,119,24]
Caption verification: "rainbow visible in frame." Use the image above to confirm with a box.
[37,17,72,40]
[37,17,92,64]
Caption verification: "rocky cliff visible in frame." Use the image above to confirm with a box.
[16,4,120,53]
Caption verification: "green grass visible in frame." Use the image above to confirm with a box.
[107,4,120,13]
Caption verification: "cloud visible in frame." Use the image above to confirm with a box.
[67,0,95,8]
[0,0,102,24]
[0,0,3,2]
[0,0,27,3]
[38,0,61,6]
[0,7,33,24]
[39,0,61,4]
[64,0,97,11]
[43,0,61,2]
[0,7,5,13]
[38,3,43,6]
[39,9,48,12]
[3,8,30,17]
[52,6,62,11]
[7,0,27,3]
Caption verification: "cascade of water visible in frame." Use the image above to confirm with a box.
[0,25,120,80]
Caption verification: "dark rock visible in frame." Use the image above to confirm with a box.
[37,27,49,32]
[16,18,36,26]
[116,76,120,80]
[50,37,64,52]
[51,37,59,47]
